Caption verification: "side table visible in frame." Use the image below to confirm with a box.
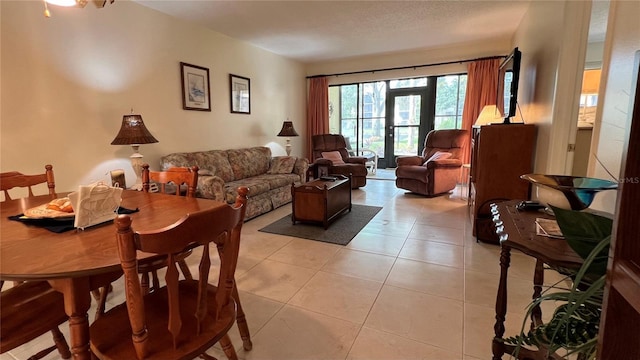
[490,200,583,360]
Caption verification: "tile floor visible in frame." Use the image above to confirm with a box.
[2,170,568,360]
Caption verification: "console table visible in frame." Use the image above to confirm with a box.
[490,200,583,360]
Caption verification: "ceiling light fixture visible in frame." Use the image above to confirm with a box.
[43,0,114,17]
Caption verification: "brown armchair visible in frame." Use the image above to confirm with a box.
[311,134,368,188]
[395,129,467,196]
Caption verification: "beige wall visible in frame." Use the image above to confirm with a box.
[513,0,591,176]
[0,0,306,194]
[589,0,640,213]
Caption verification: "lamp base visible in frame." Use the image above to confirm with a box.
[130,145,144,191]
[285,138,292,156]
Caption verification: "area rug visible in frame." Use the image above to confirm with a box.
[258,204,382,245]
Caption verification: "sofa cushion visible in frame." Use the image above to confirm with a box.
[255,173,300,190]
[227,147,271,180]
[267,156,297,174]
[201,150,235,182]
[224,177,271,203]
[161,150,235,182]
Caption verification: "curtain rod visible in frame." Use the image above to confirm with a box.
[306,54,507,79]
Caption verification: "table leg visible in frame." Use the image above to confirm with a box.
[49,278,93,360]
[492,244,511,360]
[531,259,544,329]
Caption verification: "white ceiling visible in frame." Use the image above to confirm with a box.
[133,0,609,63]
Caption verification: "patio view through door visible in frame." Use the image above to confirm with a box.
[328,74,466,169]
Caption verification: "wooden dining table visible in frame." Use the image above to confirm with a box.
[1,190,226,359]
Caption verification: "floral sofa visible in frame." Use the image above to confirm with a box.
[160,147,309,220]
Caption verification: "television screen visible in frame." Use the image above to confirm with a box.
[497,47,522,122]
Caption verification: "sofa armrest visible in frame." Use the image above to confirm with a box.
[196,175,226,202]
[396,156,424,167]
[346,157,367,165]
[424,158,463,170]
[293,157,310,182]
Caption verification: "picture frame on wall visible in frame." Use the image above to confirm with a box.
[180,62,211,111]
[229,74,251,114]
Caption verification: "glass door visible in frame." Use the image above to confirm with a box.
[384,88,429,167]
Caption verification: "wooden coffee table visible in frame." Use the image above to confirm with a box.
[291,174,351,229]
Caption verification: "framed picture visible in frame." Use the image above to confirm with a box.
[180,62,211,111]
[229,74,251,114]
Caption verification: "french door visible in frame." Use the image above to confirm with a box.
[384,86,433,167]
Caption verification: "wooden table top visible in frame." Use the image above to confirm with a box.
[1,191,224,281]
[494,200,583,269]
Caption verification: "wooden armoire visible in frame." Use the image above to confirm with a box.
[469,123,537,243]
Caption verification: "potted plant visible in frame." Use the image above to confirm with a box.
[503,205,613,359]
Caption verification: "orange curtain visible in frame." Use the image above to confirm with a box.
[306,77,329,159]
[460,58,501,163]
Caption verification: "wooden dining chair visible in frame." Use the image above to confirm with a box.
[140,163,200,294]
[142,163,199,197]
[1,164,56,200]
[140,165,253,351]
[90,187,249,360]
[0,164,70,359]
[1,281,71,359]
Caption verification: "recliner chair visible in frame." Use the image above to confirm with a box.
[311,134,368,188]
[395,129,467,196]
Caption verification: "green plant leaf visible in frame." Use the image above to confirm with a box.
[550,206,612,275]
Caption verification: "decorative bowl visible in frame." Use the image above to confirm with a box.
[520,174,618,210]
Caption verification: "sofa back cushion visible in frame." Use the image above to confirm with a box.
[227,147,271,180]
[201,150,235,182]
[267,156,297,174]
[160,150,235,182]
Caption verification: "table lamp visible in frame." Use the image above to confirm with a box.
[474,105,501,126]
[277,120,299,156]
[111,113,158,190]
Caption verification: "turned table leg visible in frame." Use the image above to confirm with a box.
[50,278,93,360]
[492,244,511,360]
[531,259,544,329]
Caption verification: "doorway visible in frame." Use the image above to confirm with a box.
[384,88,430,167]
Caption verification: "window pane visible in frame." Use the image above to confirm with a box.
[341,85,358,119]
[435,76,459,115]
[434,116,457,130]
[394,95,421,126]
[328,86,341,133]
[436,74,466,129]
[363,118,386,158]
[394,126,420,155]
[458,75,467,115]
[390,78,427,89]
[341,120,357,143]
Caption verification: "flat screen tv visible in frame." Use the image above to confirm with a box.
[497,47,522,123]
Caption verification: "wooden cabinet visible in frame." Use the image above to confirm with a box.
[469,123,536,243]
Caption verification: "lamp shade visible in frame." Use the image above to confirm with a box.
[111,114,159,145]
[277,121,299,137]
[474,105,501,126]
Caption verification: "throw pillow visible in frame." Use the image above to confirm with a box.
[267,156,297,174]
[321,151,345,165]
[198,169,213,176]
[423,151,452,166]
